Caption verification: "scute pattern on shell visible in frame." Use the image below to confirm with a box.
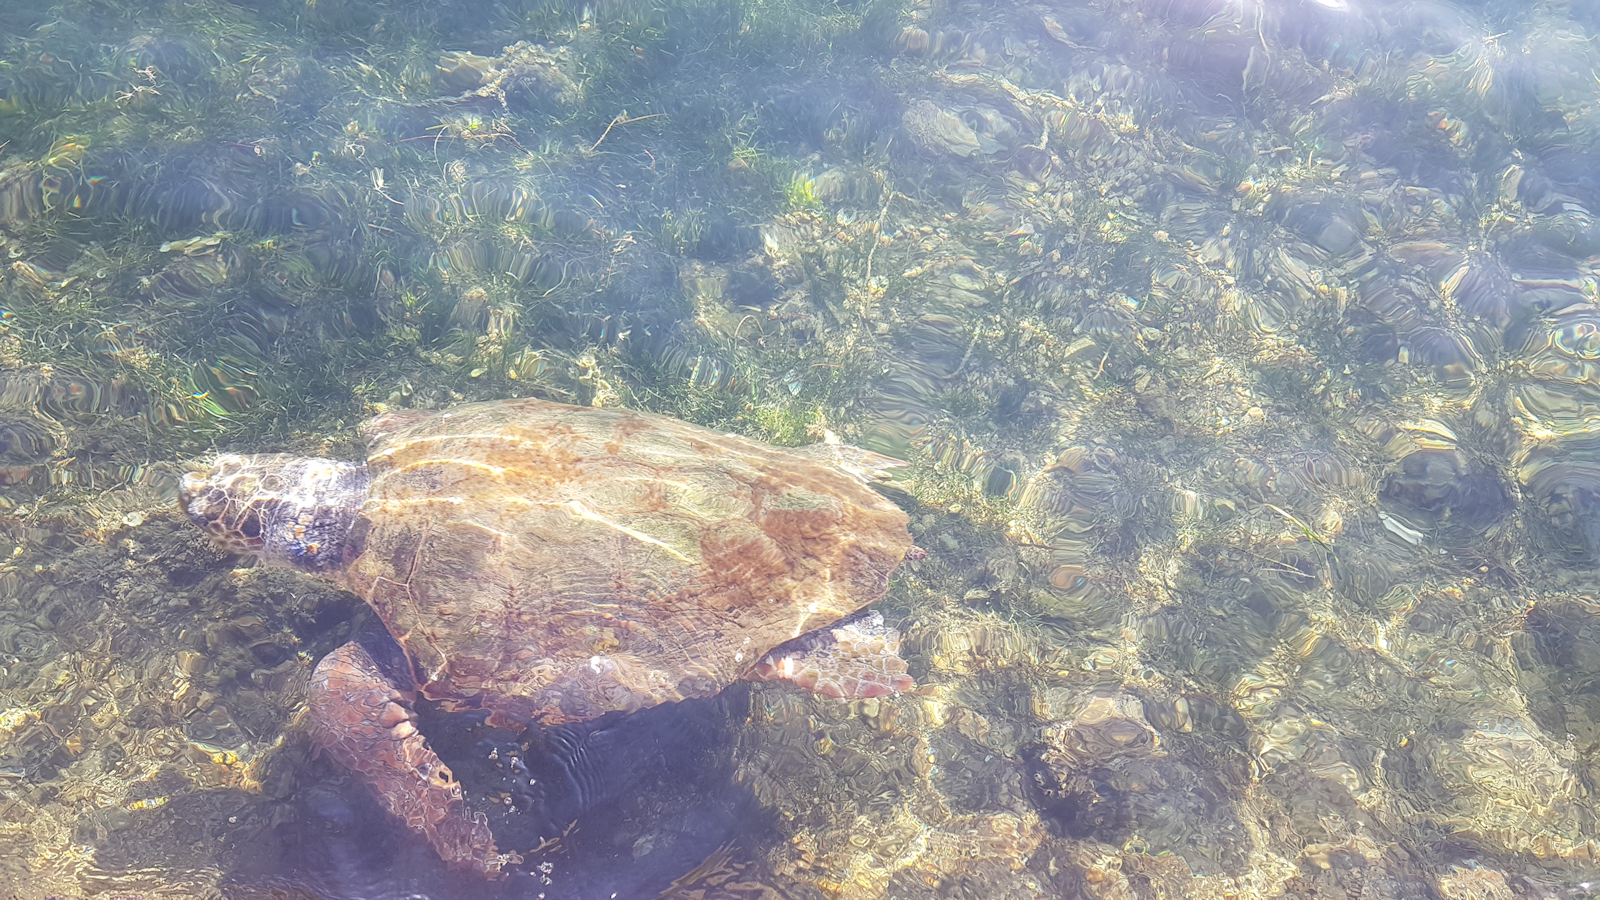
[341,398,913,725]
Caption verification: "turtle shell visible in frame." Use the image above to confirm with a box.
[339,398,912,724]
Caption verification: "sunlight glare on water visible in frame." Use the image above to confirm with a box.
[2,0,1600,896]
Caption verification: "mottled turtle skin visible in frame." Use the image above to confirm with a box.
[180,398,915,875]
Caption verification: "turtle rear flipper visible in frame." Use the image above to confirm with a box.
[745,610,914,699]
[309,641,519,876]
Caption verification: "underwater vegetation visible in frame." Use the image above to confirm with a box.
[3,0,1600,896]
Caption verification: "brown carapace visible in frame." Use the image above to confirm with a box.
[181,398,916,876]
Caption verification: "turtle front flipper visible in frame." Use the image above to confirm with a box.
[745,610,914,699]
[309,641,519,876]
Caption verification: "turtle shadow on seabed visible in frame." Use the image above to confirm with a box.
[219,682,779,900]
[434,684,776,899]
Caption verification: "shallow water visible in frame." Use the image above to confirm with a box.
[2,0,1600,896]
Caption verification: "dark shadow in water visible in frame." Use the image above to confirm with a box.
[218,683,772,899]
[438,685,772,899]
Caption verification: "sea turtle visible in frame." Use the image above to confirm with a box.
[179,397,916,876]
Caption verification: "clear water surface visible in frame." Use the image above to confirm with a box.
[1,0,1600,896]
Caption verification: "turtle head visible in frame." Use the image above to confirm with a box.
[180,454,371,574]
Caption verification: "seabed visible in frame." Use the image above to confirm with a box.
[4,0,1600,896]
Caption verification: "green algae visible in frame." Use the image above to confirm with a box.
[3,0,1600,896]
